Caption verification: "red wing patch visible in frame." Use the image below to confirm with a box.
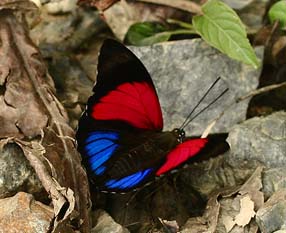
[91,82,163,130]
[156,138,208,176]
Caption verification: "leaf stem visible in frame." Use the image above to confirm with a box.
[167,18,194,30]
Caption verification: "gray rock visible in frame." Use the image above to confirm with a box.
[130,39,263,136]
[178,111,286,198]
[262,168,286,199]
[221,0,254,9]
[178,155,255,197]
[0,143,44,199]
[226,111,286,167]
[91,209,129,233]
[256,189,286,233]
[30,8,105,52]
[47,55,94,128]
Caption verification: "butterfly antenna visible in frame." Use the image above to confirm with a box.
[181,87,229,130]
[179,77,223,129]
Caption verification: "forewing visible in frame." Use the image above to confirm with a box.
[87,39,163,130]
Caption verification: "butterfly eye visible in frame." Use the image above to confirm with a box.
[179,130,185,142]
[173,128,185,142]
[180,130,186,139]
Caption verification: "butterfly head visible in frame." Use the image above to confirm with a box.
[172,128,185,143]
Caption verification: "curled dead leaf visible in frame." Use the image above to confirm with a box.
[0,0,38,11]
[0,8,90,232]
[78,0,119,11]
[235,195,256,227]
[182,167,264,233]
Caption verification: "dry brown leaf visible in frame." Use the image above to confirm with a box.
[239,166,264,210]
[0,0,38,11]
[78,0,119,11]
[204,193,221,233]
[218,167,263,233]
[158,218,179,232]
[0,9,90,232]
[235,195,256,226]
[272,36,286,64]
[220,194,256,232]
[103,0,189,40]
[183,167,264,233]
[222,215,235,232]
[181,191,221,233]
[138,0,202,15]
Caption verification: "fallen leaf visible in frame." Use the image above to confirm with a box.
[0,8,90,232]
[235,195,256,226]
[239,166,264,210]
[138,0,202,14]
[0,0,38,11]
[103,0,188,40]
[78,0,119,11]
[222,215,235,232]
[159,218,179,232]
[182,167,264,233]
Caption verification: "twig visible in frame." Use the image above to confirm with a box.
[201,81,286,137]
[137,0,203,15]
[236,82,286,102]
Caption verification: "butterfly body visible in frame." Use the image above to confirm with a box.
[76,39,208,193]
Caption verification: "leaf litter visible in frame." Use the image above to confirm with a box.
[0,4,90,232]
[1,0,286,232]
[181,167,264,233]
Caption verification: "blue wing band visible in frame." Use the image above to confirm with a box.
[84,131,119,175]
[105,168,153,189]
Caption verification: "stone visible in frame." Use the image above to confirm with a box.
[129,39,263,136]
[262,168,286,199]
[256,189,286,233]
[0,142,44,199]
[0,192,53,233]
[30,7,105,52]
[45,54,94,128]
[177,111,286,198]
[226,111,286,167]
[91,209,129,233]
[221,0,254,9]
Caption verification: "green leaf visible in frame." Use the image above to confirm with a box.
[125,22,196,46]
[268,0,286,29]
[193,0,260,68]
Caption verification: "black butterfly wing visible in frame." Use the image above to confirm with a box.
[76,39,165,192]
[77,115,175,192]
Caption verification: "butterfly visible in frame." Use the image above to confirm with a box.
[76,39,219,193]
